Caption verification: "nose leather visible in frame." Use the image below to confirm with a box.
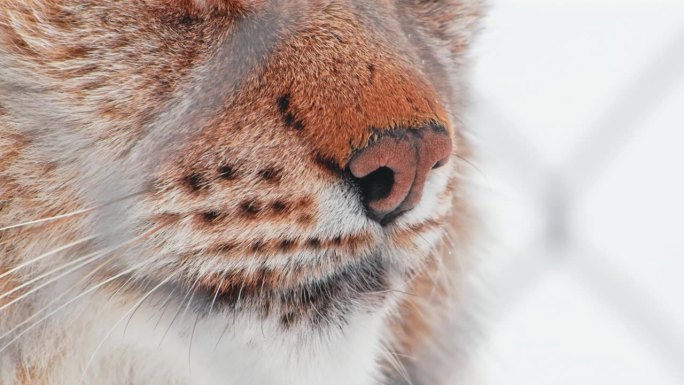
[348,125,452,224]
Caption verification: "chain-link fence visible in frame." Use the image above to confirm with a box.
[467,1,684,384]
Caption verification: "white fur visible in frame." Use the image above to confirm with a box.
[4,288,389,385]
[0,1,484,383]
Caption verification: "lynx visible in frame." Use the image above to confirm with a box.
[0,1,483,384]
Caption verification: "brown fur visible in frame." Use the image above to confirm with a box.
[0,1,483,383]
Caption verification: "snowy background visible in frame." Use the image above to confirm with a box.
[466,0,684,384]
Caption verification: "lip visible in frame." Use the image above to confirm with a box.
[135,252,392,329]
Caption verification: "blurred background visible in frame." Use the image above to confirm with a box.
[465,0,684,384]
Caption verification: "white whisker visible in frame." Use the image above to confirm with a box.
[0,233,148,312]
[179,279,199,326]
[215,280,245,350]
[78,273,176,385]
[378,344,415,385]
[188,310,201,376]
[0,235,97,281]
[0,191,145,232]
[0,257,156,354]
[158,277,199,349]
[0,255,119,343]
[153,286,179,331]
[207,270,228,317]
[0,249,112,313]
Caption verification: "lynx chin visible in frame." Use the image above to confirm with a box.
[0,1,484,384]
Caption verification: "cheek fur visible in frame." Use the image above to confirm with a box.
[0,1,482,384]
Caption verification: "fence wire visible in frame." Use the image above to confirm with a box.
[470,4,684,384]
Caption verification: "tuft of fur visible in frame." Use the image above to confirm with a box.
[166,0,254,17]
[0,1,484,384]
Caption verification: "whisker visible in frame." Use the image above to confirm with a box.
[452,152,488,181]
[0,257,156,354]
[122,279,157,338]
[215,280,246,350]
[78,273,176,385]
[384,351,416,360]
[0,226,162,346]
[375,288,421,298]
[0,232,149,312]
[158,277,199,349]
[0,235,97,281]
[0,191,145,232]
[105,273,138,304]
[440,228,462,291]
[415,232,447,298]
[188,309,201,376]
[153,286,179,331]
[378,344,415,385]
[0,249,116,313]
[0,255,120,343]
[179,279,200,326]
[207,270,228,317]
[360,247,437,300]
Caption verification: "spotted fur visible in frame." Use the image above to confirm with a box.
[0,1,483,384]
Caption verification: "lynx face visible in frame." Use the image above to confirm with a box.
[0,1,482,384]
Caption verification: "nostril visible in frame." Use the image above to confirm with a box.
[357,167,394,203]
[347,124,452,225]
[432,156,450,170]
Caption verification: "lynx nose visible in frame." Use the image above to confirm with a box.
[348,125,452,225]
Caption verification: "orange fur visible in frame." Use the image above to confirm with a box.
[0,1,483,384]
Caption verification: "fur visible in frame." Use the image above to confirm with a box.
[0,1,484,384]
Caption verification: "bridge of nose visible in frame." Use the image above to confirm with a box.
[257,4,450,168]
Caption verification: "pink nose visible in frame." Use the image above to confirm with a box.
[348,125,452,225]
